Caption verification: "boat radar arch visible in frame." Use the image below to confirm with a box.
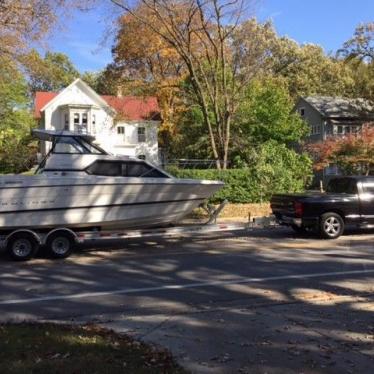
[32,129,96,143]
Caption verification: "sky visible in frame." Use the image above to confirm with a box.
[49,0,374,73]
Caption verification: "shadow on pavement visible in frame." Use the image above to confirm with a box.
[0,227,373,373]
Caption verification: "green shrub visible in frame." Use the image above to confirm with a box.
[167,141,313,203]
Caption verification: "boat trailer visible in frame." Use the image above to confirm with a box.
[0,201,275,262]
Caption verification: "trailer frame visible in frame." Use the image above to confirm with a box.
[0,201,275,261]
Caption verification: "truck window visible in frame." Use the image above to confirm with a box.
[362,180,374,194]
[326,178,358,194]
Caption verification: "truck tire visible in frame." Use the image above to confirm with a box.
[6,232,39,261]
[46,231,76,259]
[319,212,345,239]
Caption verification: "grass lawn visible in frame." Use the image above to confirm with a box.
[0,323,186,374]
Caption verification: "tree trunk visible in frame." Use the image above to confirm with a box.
[222,114,231,169]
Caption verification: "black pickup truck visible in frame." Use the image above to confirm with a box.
[271,176,374,239]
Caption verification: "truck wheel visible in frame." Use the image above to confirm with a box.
[46,231,76,259]
[6,233,39,261]
[319,213,345,239]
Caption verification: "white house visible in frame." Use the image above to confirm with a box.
[34,78,161,164]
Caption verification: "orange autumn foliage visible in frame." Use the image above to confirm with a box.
[307,124,374,175]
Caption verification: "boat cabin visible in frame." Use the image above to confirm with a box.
[34,130,170,178]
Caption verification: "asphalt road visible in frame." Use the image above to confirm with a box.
[1,227,374,373]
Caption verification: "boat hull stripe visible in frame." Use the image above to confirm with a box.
[0,198,205,215]
[0,182,220,190]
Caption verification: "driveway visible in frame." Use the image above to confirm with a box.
[1,227,374,373]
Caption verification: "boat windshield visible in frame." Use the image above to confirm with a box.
[52,136,107,155]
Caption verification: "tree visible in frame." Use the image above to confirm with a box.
[24,50,80,92]
[0,56,36,173]
[111,7,187,151]
[269,39,354,99]
[249,140,313,200]
[308,125,374,176]
[345,58,374,101]
[0,0,94,60]
[110,0,270,169]
[80,70,115,94]
[235,78,309,146]
[172,77,310,165]
[167,101,212,160]
[338,22,374,62]
[337,23,374,101]
[0,0,56,58]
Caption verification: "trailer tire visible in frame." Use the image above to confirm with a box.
[6,232,39,261]
[46,231,76,259]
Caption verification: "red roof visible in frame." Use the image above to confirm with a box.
[34,92,58,119]
[101,95,160,121]
[34,92,160,121]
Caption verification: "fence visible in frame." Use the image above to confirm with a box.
[162,159,230,169]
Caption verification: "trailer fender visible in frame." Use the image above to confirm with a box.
[4,229,42,248]
[44,228,78,245]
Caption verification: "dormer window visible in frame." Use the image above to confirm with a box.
[74,113,79,126]
[299,108,305,117]
[82,113,88,126]
[72,112,89,134]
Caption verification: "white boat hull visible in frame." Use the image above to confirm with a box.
[0,176,223,230]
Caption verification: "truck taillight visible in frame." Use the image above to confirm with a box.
[294,201,304,217]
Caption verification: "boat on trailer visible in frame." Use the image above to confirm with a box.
[0,130,223,231]
[0,129,224,260]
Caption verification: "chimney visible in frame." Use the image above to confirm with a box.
[117,86,123,98]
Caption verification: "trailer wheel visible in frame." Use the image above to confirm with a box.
[7,233,39,261]
[46,231,76,259]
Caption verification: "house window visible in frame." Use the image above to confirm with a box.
[64,113,69,130]
[73,112,89,134]
[82,113,87,125]
[92,114,96,134]
[117,126,125,135]
[138,154,146,160]
[311,124,321,135]
[326,164,339,176]
[74,113,80,125]
[299,108,305,117]
[82,113,88,133]
[137,127,146,143]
